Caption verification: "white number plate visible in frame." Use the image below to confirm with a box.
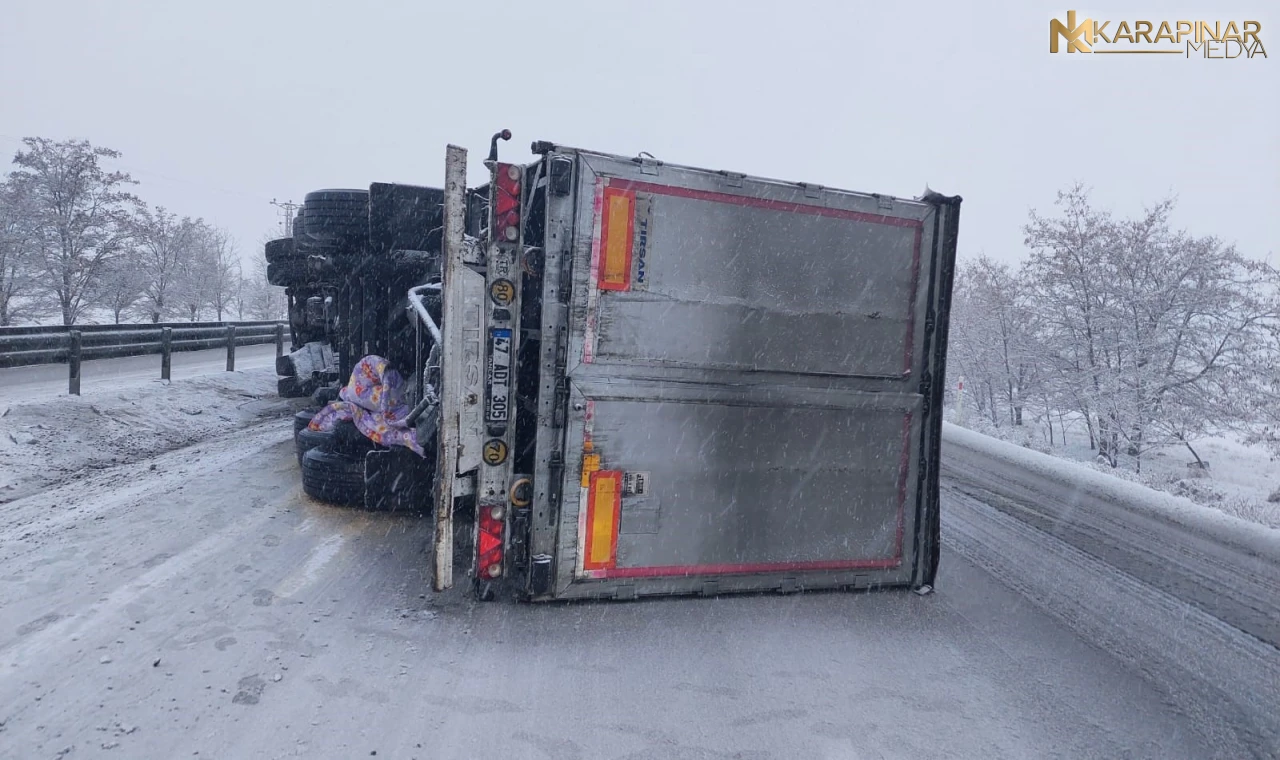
[487,328,512,423]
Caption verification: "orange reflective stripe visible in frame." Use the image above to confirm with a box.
[598,187,634,291]
[583,470,622,570]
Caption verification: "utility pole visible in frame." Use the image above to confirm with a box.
[270,199,302,236]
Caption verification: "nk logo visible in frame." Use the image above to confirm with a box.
[1049,11,1266,58]
[1050,10,1093,53]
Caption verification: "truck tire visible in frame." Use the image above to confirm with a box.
[277,376,312,398]
[331,419,376,457]
[296,233,342,258]
[304,189,369,246]
[292,210,312,251]
[265,237,296,264]
[267,260,309,287]
[295,424,332,467]
[310,385,340,407]
[364,447,434,513]
[276,355,296,376]
[301,447,365,507]
[293,409,317,435]
[294,209,345,260]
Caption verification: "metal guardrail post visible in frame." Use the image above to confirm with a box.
[226,325,236,371]
[0,320,289,370]
[68,330,82,395]
[275,324,284,357]
[161,327,172,380]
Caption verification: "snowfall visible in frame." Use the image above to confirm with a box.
[2,354,1279,758]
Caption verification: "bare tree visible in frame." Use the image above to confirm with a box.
[240,256,286,321]
[948,263,1001,425]
[6,138,140,325]
[198,226,241,321]
[1126,223,1280,469]
[91,251,149,324]
[175,232,211,322]
[0,180,40,325]
[1023,185,1118,460]
[949,255,1044,434]
[134,206,201,323]
[1011,185,1280,471]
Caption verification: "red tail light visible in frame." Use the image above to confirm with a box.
[493,163,522,244]
[477,500,505,579]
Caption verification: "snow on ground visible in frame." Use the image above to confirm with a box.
[0,367,294,504]
[947,414,1280,530]
[943,422,1280,561]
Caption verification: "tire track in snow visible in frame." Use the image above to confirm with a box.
[0,420,291,553]
[941,487,1280,759]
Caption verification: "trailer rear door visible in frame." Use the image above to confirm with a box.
[530,147,960,600]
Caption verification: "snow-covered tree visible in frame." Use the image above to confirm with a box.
[5,138,141,325]
[1023,185,1121,461]
[91,252,149,324]
[1019,185,1280,470]
[1127,224,1280,469]
[239,256,285,321]
[0,180,40,325]
[197,226,240,321]
[134,206,202,323]
[949,255,1044,433]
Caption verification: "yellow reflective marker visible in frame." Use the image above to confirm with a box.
[598,187,634,291]
[585,470,621,570]
[580,453,601,487]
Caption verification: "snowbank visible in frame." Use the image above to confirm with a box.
[942,422,1280,561]
[949,411,1280,527]
[0,368,294,504]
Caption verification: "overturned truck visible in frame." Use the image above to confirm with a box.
[265,133,962,602]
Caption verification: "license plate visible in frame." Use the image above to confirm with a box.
[487,328,512,423]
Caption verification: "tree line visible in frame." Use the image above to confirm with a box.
[949,184,1280,470]
[0,137,284,326]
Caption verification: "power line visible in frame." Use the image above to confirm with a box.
[269,199,302,236]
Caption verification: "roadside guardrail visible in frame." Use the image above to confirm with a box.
[0,321,287,395]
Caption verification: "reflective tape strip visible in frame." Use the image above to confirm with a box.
[583,470,622,571]
[597,187,635,291]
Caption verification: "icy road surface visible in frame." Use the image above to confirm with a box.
[1,380,1278,758]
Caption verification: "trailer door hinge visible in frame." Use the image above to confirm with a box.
[547,451,564,516]
[552,379,569,428]
[718,171,745,189]
[635,152,661,176]
[558,252,573,304]
[918,370,932,403]
[554,327,567,373]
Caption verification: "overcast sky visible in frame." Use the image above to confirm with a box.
[2,1,1276,271]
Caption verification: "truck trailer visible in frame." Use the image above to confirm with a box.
[267,132,961,602]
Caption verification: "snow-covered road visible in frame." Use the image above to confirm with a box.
[1,375,1278,758]
[942,428,1280,650]
[941,444,1280,758]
